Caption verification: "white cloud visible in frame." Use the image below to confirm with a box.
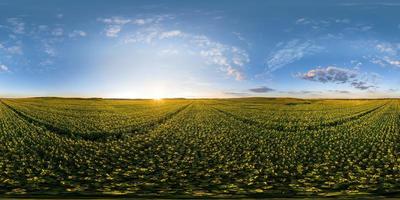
[295,17,350,27]
[101,14,248,80]
[105,26,122,37]
[384,57,400,67]
[335,19,350,23]
[232,32,246,42]
[69,30,87,38]
[51,28,64,36]
[376,43,396,55]
[123,29,248,80]
[99,17,131,25]
[159,30,183,39]
[133,19,147,25]
[0,64,9,72]
[43,43,56,57]
[124,28,159,43]
[295,18,310,25]
[98,17,131,37]
[57,14,64,19]
[266,39,323,71]
[193,35,248,80]
[39,59,54,66]
[6,45,22,55]
[98,15,174,38]
[6,18,25,34]
[371,42,400,68]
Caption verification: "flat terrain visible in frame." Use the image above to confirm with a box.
[0,98,399,198]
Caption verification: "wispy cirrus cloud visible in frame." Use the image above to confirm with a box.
[51,27,64,36]
[98,17,131,37]
[296,66,378,90]
[371,42,400,68]
[5,45,23,55]
[6,18,25,34]
[195,36,249,80]
[98,15,174,37]
[266,39,323,72]
[118,17,249,80]
[294,17,373,35]
[0,16,87,71]
[295,17,350,27]
[69,30,87,38]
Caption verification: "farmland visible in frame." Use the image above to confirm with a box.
[0,97,399,198]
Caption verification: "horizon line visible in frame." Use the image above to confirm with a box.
[1,96,400,100]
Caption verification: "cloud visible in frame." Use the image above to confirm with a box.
[98,15,173,37]
[6,45,23,54]
[249,86,274,93]
[159,30,183,39]
[266,39,323,71]
[296,66,377,90]
[123,27,249,80]
[39,59,54,66]
[232,32,250,46]
[105,26,122,37]
[224,92,249,96]
[295,17,350,28]
[351,81,375,90]
[376,43,396,54]
[0,64,9,72]
[133,19,147,25]
[56,14,64,19]
[43,43,56,57]
[132,16,169,25]
[51,28,64,36]
[69,30,87,38]
[98,17,131,37]
[6,18,25,34]
[284,90,322,95]
[99,17,131,25]
[297,66,357,83]
[371,42,400,68]
[329,90,350,94]
[123,27,160,43]
[193,35,249,80]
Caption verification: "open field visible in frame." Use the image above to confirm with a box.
[0,98,399,198]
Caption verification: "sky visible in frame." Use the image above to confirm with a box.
[1,0,400,98]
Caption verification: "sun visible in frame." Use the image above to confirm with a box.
[153,97,163,101]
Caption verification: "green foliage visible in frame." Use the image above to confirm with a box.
[0,98,399,197]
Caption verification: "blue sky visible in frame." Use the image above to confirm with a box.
[1,0,400,98]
